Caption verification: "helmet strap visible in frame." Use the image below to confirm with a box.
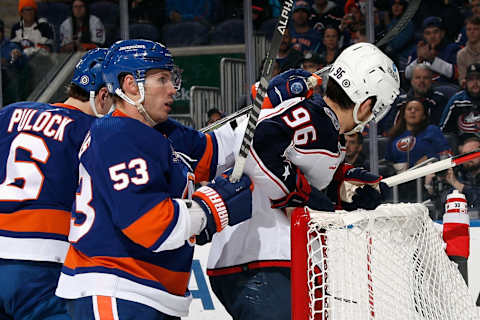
[114,82,157,127]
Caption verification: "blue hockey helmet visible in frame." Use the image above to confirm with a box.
[103,39,176,94]
[72,48,108,93]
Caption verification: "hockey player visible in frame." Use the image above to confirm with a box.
[0,48,112,319]
[207,42,400,319]
[55,39,253,320]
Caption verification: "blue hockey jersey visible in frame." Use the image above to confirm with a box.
[56,109,221,316]
[0,102,95,263]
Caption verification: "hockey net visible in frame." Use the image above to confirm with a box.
[291,203,479,320]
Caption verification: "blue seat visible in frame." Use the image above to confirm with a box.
[129,23,160,42]
[209,19,244,45]
[161,22,209,47]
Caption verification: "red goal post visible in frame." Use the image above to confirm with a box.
[291,203,479,320]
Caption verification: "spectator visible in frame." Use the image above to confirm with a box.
[318,25,342,65]
[166,0,214,26]
[59,0,106,52]
[442,136,480,219]
[344,132,367,168]
[386,98,451,169]
[379,64,451,134]
[382,0,415,70]
[385,98,452,201]
[440,63,480,140]
[351,22,367,43]
[276,28,303,72]
[289,0,323,54]
[456,0,480,46]
[206,108,224,125]
[1,18,27,105]
[300,51,326,93]
[457,16,480,87]
[10,0,55,56]
[309,0,344,32]
[404,16,461,86]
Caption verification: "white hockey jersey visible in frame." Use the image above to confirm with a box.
[207,95,346,274]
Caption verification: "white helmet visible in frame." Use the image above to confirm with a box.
[328,42,400,134]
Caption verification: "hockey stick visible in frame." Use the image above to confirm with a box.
[382,149,480,187]
[229,0,295,182]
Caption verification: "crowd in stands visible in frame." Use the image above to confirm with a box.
[2,0,480,215]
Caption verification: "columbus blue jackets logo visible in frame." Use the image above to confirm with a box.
[457,111,480,133]
[396,136,415,152]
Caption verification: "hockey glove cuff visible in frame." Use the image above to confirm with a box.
[193,171,253,245]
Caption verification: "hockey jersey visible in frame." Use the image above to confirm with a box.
[207,95,345,274]
[0,102,95,263]
[55,110,235,316]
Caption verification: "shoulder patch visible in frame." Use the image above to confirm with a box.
[323,107,340,131]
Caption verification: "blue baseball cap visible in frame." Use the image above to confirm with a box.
[422,16,444,31]
[293,0,310,12]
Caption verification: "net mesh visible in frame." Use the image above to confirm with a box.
[306,203,479,320]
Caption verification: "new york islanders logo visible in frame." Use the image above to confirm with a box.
[396,136,415,152]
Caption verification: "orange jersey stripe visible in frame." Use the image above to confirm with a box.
[96,296,115,320]
[122,199,175,249]
[194,133,214,182]
[0,209,70,236]
[64,246,190,296]
[51,103,82,112]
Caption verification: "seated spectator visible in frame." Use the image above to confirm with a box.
[1,18,27,105]
[10,0,55,56]
[455,0,480,46]
[386,98,451,169]
[166,0,214,26]
[351,22,367,43]
[385,98,452,201]
[344,132,367,168]
[457,16,480,87]
[382,0,415,70]
[379,64,451,134]
[59,0,106,52]
[405,16,461,86]
[300,51,326,94]
[276,28,303,72]
[440,63,480,141]
[428,136,480,219]
[206,108,224,126]
[318,25,342,65]
[309,0,344,33]
[289,0,323,54]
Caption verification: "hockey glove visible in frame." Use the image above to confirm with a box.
[193,171,253,245]
[267,69,320,107]
[338,165,390,211]
[271,168,334,212]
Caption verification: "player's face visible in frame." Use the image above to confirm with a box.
[404,100,426,127]
[143,69,177,124]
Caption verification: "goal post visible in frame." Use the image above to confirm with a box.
[291,203,479,320]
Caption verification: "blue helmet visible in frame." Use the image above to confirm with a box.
[71,48,108,93]
[102,39,174,94]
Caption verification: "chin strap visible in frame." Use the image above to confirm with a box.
[114,82,157,126]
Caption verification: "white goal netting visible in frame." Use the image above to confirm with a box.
[300,203,479,320]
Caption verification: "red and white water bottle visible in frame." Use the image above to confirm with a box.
[442,189,470,274]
